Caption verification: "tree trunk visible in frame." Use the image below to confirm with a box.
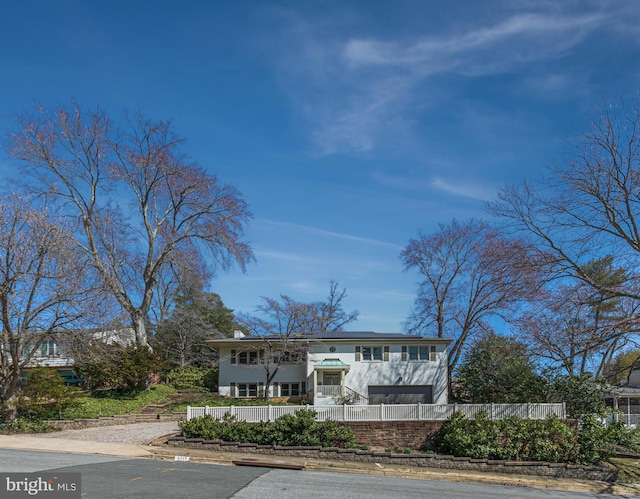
[2,395,18,423]
[132,311,149,347]
[2,374,21,423]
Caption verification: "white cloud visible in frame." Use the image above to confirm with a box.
[254,249,328,266]
[260,219,403,250]
[343,12,605,71]
[430,177,496,202]
[372,172,497,202]
[269,4,632,157]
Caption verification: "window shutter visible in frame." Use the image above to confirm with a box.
[230,383,237,397]
[301,381,306,394]
[355,346,361,362]
[402,346,407,361]
[383,346,389,362]
[230,349,236,364]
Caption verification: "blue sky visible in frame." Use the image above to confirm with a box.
[1,1,639,333]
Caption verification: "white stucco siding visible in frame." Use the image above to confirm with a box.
[216,340,450,404]
[217,346,308,397]
[307,342,449,405]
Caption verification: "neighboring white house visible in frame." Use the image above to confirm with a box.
[21,328,135,385]
[208,331,452,405]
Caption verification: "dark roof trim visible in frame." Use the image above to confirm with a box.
[207,331,452,345]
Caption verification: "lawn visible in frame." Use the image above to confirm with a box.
[168,392,294,413]
[60,385,293,419]
[61,384,178,419]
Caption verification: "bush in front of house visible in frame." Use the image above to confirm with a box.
[605,417,640,453]
[73,343,165,392]
[166,366,218,392]
[434,411,582,463]
[16,368,81,420]
[433,411,640,465]
[178,409,355,448]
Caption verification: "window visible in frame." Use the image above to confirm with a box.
[40,340,56,357]
[249,351,259,365]
[402,345,437,361]
[238,383,258,397]
[275,351,305,364]
[280,382,306,397]
[236,349,264,365]
[355,345,389,362]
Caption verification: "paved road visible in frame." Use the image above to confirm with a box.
[2,423,638,497]
[0,450,630,499]
[235,469,630,499]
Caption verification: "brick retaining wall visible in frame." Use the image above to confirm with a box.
[40,415,616,482]
[342,420,445,450]
[166,436,617,482]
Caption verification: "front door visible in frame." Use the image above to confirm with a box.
[323,372,340,385]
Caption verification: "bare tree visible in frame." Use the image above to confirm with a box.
[8,101,254,346]
[401,219,539,372]
[149,248,213,327]
[237,281,358,400]
[489,97,640,368]
[0,193,102,420]
[515,260,640,377]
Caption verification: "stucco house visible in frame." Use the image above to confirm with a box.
[208,331,452,405]
[21,328,135,385]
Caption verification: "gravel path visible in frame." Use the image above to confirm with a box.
[39,422,180,445]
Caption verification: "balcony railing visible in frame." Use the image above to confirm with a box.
[315,385,342,397]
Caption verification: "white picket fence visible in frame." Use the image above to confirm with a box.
[607,413,640,427]
[186,403,566,422]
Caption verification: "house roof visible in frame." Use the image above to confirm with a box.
[207,331,452,346]
[606,385,640,398]
[315,359,350,367]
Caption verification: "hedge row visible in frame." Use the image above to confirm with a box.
[434,411,640,465]
[178,409,355,448]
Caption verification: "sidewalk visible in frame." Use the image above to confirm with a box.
[0,423,638,497]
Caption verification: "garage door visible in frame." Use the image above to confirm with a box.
[368,385,433,405]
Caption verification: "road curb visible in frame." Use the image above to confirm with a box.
[141,443,640,496]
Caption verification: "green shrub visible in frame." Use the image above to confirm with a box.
[16,368,81,420]
[434,411,583,463]
[576,415,617,464]
[607,418,640,452]
[166,366,218,391]
[178,409,355,448]
[318,418,356,448]
[201,367,218,392]
[74,343,164,393]
[2,418,54,432]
